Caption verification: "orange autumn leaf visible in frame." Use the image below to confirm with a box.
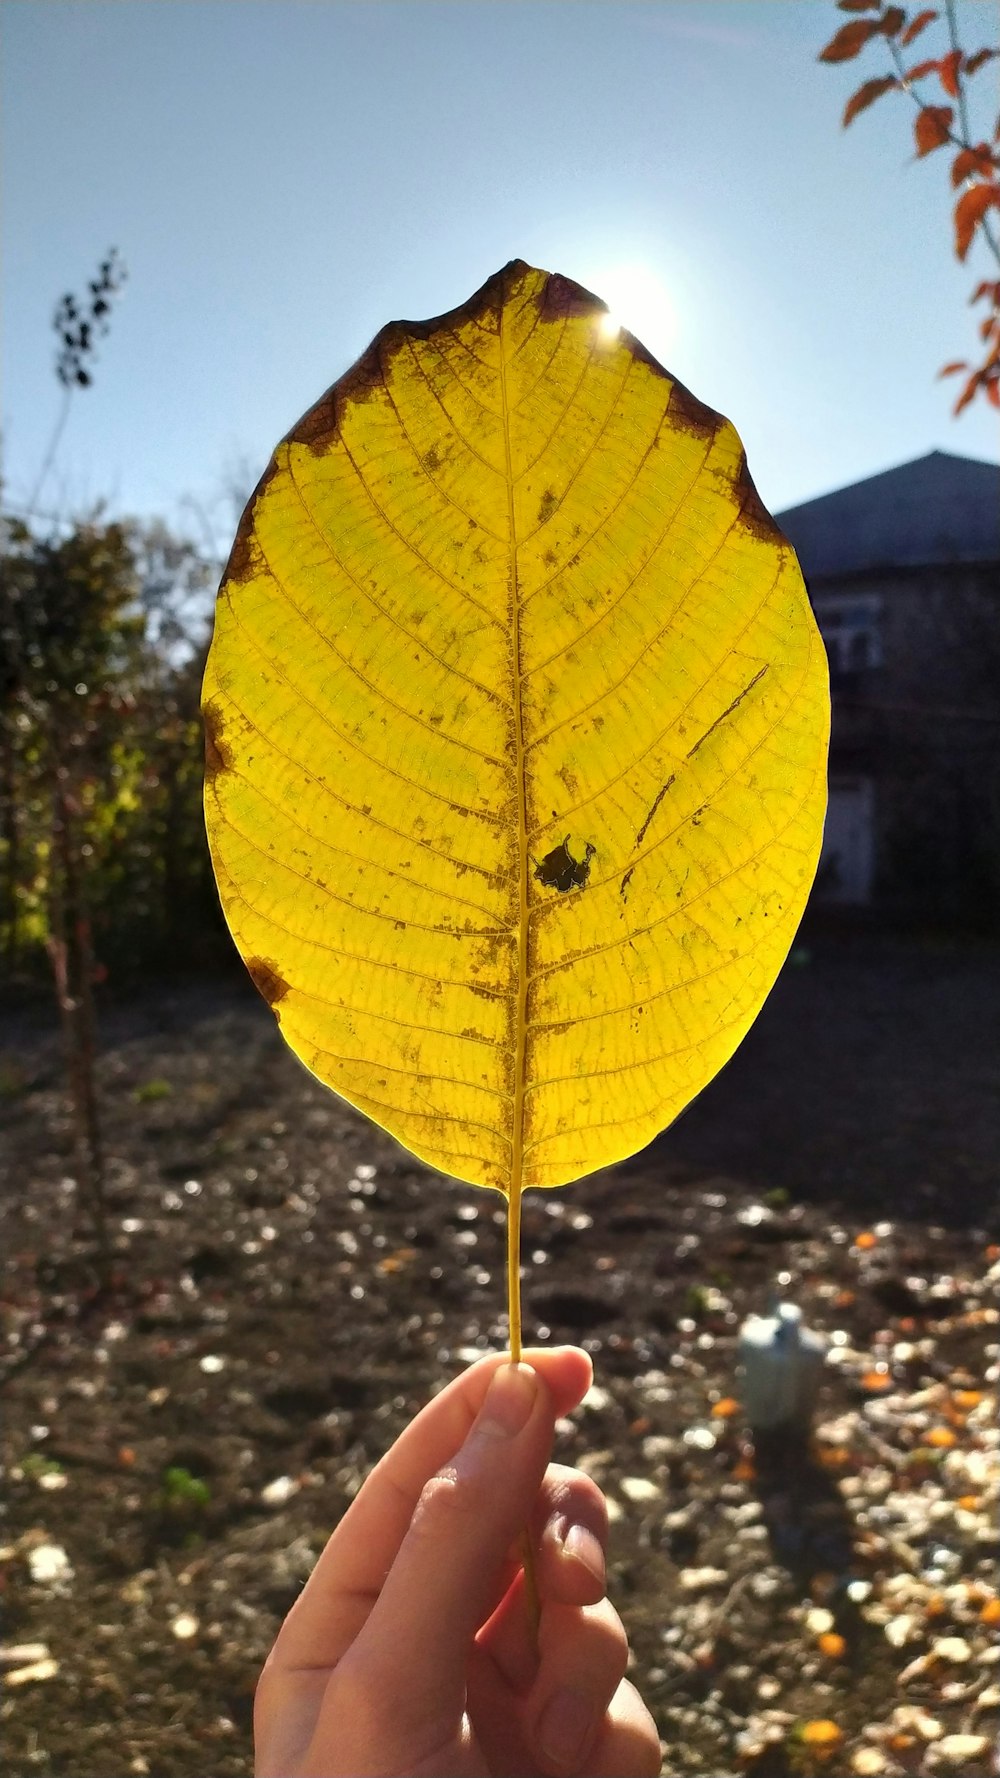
[965,47,999,77]
[955,182,1000,259]
[860,1369,893,1392]
[800,1719,844,1748]
[980,1599,1000,1625]
[926,1425,956,1448]
[939,359,969,376]
[844,75,900,127]
[907,57,943,80]
[952,143,997,187]
[915,104,954,155]
[819,18,882,61]
[880,6,906,36]
[711,1396,740,1419]
[854,1229,878,1249]
[952,1389,983,1410]
[901,8,938,47]
[818,1632,847,1658]
[957,1494,981,1510]
[938,48,963,97]
[838,0,881,11]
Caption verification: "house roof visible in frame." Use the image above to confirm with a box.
[775,449,1000,579]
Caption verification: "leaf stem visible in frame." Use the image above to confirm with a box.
[507,1180,541,1635]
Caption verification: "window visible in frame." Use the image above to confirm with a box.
[812,593,883,674]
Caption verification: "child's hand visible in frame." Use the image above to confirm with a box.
[254,1346,660,1776]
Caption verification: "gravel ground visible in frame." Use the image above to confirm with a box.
[1,935,998,1777]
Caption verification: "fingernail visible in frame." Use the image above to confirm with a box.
[476,1363,537,1439]
[537,1686,596,1770]
[563,1519,606,1589]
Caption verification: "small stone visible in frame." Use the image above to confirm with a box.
[604,1495,623,1524]
[932,1734,990,1767]
[581,1385,612,1413]
[892,1705,942,1740]
[620,1476,660,1503]
[678,1566,729,1591]
[932,1635,972,1663]
[260,1475,300,1507]
[806,1607,835,1635]
[851,1751,887,1775]
[199,1355,225,1373]
[885,1613,918,1648]
[28,1543,72,1586]
[0,1643,50,1666]
[4,1657,59,1685]
[38,1470,68,1491]
[170,1613,199,1640]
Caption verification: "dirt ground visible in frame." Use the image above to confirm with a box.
[1,934,998,1778]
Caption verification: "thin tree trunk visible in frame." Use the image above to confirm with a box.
[49,773,109,1284]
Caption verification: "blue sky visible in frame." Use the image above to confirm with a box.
[3,0,997,553]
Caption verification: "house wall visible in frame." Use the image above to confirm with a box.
[807,563,1000,925]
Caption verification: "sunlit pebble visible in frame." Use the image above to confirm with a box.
[121,1218,144,1235]
[570,1212,593,1231]
[301,1231,314,1244]
[199,1355,225,1374]
[261,1475,300,1507]
[350,1285,365,1301]
[805,1607,835,1636]
[162,1191,183,1212]
[847,1580,872,1603]
[457,1205,478,1221]
[260,1226,277,1242]
[355,1164,377,1181]
[30,1425,50,1442]
[934,1736,991,1767]
[604,1496,623,1524]
[757,1676,781,1699]
[696,1333,715,1350]
[183,1179,201,1197]
[38,1471,68,1492]
[531,1249,549,1266]
[933,1636,972,1663]
[473,1270,491,1287]
[620,1476,660,1504]
[885,1614,918,1649]
[453,1231,477,1248]
[678,1565,728,1590]
[677,1318,695,1335]
[242,1241,261,1255]
[28,1544,73,1586]
[170,1613,199,1641]
[683,1426,717,1452]
[582,1385,612,1413]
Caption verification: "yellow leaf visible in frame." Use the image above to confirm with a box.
[203,261,828,1213]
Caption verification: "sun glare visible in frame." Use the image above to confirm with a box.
[593,262,679,362]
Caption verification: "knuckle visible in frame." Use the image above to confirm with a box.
[412,1465,486,1537]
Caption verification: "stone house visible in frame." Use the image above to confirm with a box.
[776,450,1000,925]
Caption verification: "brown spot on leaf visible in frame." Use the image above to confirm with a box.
[634,775,675,848]
[620,866,634,902]
[246,956,290,1011]
[537,488,558,526]
[534,836,596,893]
[733,452,787,545]
[557,763,579,797]
[202,701,234,786]
[666,377,724,443]
[541,271,606,322]
[222,457,279,587]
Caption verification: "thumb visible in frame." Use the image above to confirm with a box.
[349,1363,552,1739]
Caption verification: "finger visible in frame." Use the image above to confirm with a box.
[583,1679,662,1778]
[471,1594,630,1777]
[269,1345,591,1674]
[340,1361,555,1739]
[483,1470,609,1693]
[528,1598,630,1777]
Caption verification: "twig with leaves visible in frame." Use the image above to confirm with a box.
[819,1,1000,413]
